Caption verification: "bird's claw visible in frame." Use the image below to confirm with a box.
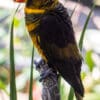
[34,59,57,82]
[39,68,56,82]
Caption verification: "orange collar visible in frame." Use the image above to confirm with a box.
[25,7,45,14]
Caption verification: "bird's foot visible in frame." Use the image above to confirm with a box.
[40,68,56,81]
[34,59,45,70]
[34,58,57,82]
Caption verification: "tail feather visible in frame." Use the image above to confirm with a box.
[75,91,83,100]
[73,77,84,97]
[54,59,84,98]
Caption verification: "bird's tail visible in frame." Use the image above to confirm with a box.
[75,91,83,100]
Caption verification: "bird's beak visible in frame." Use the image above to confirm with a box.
[13,0,26,3]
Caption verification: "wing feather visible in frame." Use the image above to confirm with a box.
[34,5,84,96]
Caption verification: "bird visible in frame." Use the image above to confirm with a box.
[15,0,84,99]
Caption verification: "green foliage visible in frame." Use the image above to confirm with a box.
[68,87,74,100]
[79,4,95,50]
[29,47,34,100]
[0,80,8,94]
[85,50,95,72]
[81,72,87,80]
[60,82,67,100]
[9,5,20,100]
[14,17,20,27]
[0,80,6,90]
[84,93,100,100]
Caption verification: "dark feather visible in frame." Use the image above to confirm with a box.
[30,3,84,97]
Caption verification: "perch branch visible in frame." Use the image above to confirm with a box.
[34,59,60,100]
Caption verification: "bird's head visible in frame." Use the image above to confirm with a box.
[14,0,58,10]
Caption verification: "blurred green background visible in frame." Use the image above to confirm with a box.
[0,0,100,100]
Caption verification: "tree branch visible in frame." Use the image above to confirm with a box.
[34,59,60,100]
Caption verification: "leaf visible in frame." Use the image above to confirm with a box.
[85,50,95,72]
[9,5,20,100]
[60,82,67,100]
[79,4,95,50]
[29,46,34,100]
[0,80,6,90]
[0,80,8,94]
[14,17,20,27]
[81,72,87,80]
[70,0,81,18]
[68,87,74,100]
[70,3,77,18]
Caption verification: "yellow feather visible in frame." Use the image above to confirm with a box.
[26,23,36,32]
[31,34,47,62]
[25,7,45,14]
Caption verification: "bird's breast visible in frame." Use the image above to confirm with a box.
[25,10,47,61]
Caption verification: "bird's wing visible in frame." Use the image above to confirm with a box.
[34,8,84,96]
[35,9,82,61]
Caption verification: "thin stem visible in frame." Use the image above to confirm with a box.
[29,46,34,100]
